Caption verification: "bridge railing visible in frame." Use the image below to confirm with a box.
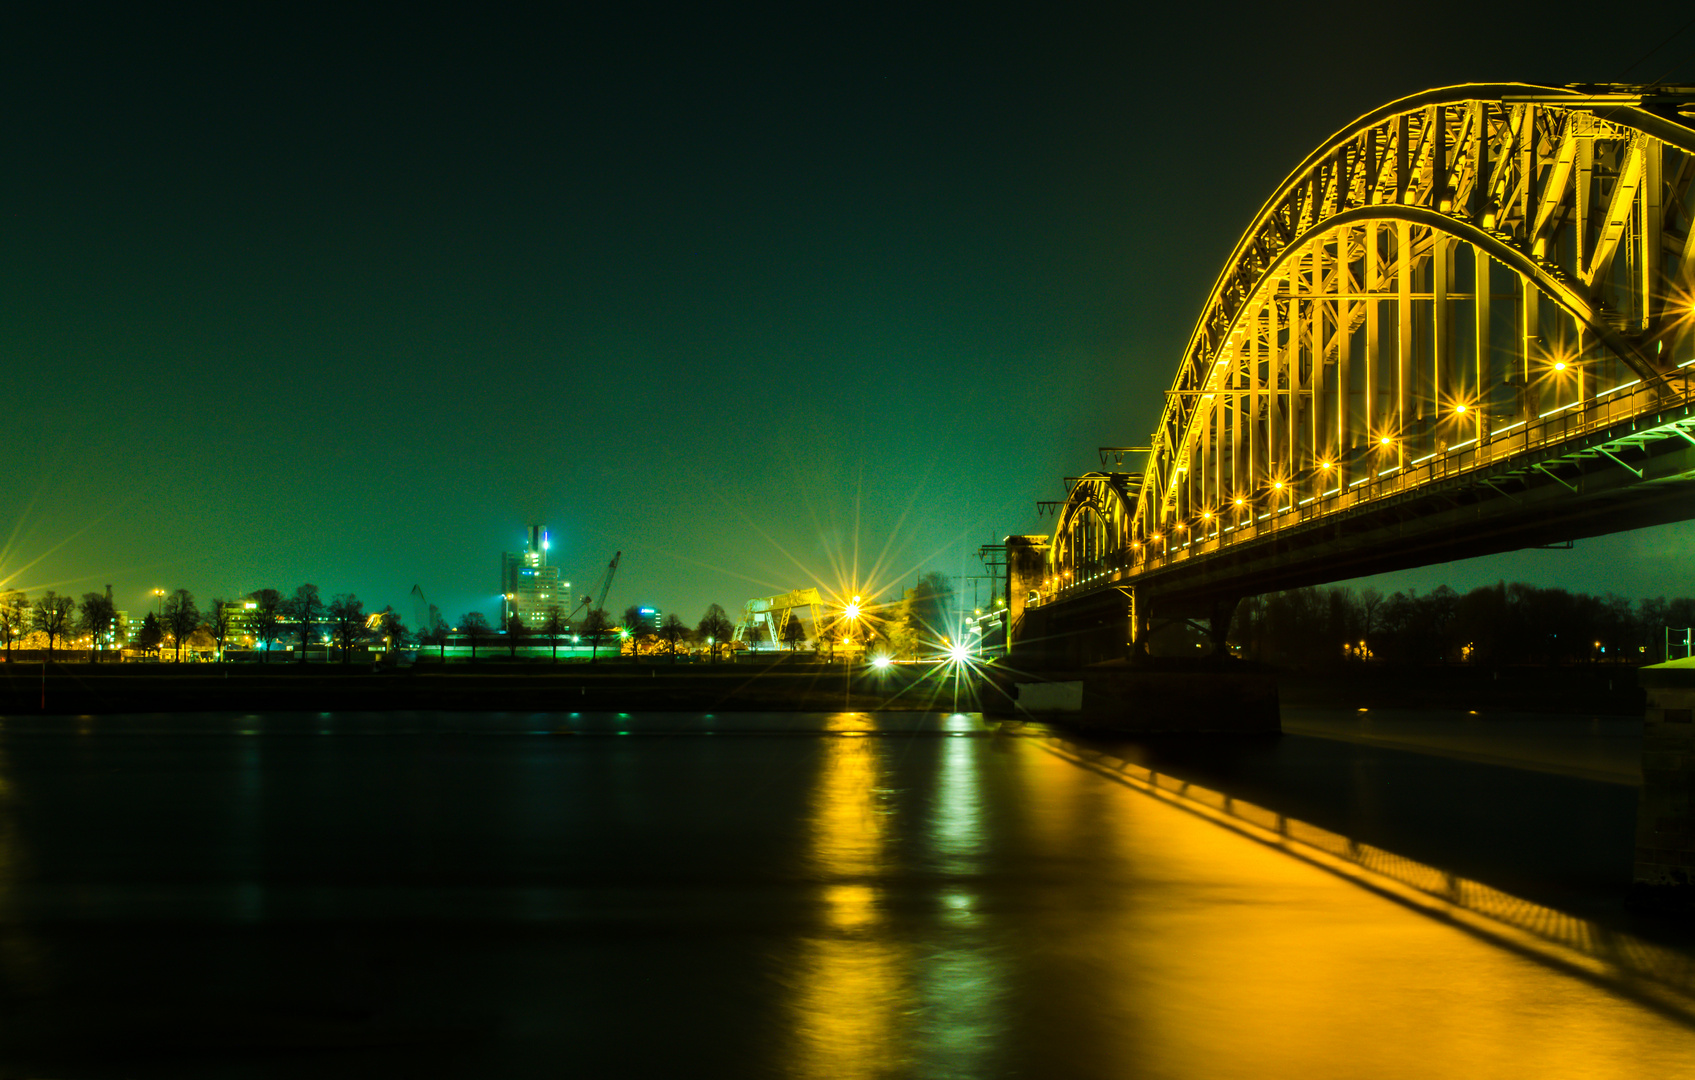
[1137,365,1695,573]
[1043,365,1695,604]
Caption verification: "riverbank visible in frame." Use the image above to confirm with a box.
[0,660,1010,715]
[1277,663,1644,715]
[0,658,1651,717]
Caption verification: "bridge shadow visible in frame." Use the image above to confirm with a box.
[1031,729,1695,1029]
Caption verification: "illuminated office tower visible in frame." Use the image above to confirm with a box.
[500,525,571,631]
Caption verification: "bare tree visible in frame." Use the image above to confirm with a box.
[1358,587,1385,659]
[79,591,118,663]
[163,589,200,662]
[782,613,806,652]
[697,603,734,663]
[582,608,612,664]
[32,592,76,662]
[328,593,365,663]
[742,620,766,653]
[0,592,28,660]
[504,613,529,658]
[282,584,323,663]
[204,599,233,661]
[249,588,283,662]
[460,611,492,661]
[659,613,689,662]
[424,608,449,660]
[541,605,567,662]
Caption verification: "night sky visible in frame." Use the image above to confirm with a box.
[6,4,1695,626]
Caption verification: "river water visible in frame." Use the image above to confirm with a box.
[0,710,1689,1078]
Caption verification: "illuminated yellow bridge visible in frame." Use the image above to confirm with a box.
[1021,83,1695,662]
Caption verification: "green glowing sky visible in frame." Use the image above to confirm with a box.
[4,5,1694,625]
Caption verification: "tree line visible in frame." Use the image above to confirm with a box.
[0,570,965,665]
[1229,582,1695,668]
[0,585,399,664]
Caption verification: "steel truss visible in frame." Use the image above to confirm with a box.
[1045,83,1695,595]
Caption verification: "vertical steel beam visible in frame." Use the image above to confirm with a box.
[1287,256,1300,486]
[1230,341,1243,504]
[1269,289,1283,492]
[1519,104,1536,229]
[1643,136,1663,333]
[1474,244,1490,448]
[1248,303,1261,498]
[1337,227,1353,489]
[1212,387,1223,521]
[1396,114,1411,205]
[1310,238,1326,490]
[1434,236,1451,436]
[1575,130,1593,272]
[1396,221,1411,471]
[1363,221,1379,485]
[1433,105,1449,209]
[1522,271,1539,422]
[1470,101,1488,221]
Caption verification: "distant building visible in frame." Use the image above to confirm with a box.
[631,606,662,634]
[220,597,263,648]
[501,525,572,631]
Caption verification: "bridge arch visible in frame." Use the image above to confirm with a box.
[1048,472,1140,588]
[1131,83,1695,558]
[1026,83,1695,637]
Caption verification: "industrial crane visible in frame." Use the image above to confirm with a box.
[570,551,620,663]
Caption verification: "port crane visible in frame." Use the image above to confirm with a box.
[569,551,620,663]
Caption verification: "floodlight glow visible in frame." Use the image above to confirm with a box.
[872,655,892,669]
[948,643,970,663]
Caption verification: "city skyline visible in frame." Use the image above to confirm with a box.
[5,5,1694,622]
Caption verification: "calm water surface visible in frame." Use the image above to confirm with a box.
[0,710,1687,1078]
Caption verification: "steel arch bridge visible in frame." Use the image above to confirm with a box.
[1021,83,1695,662]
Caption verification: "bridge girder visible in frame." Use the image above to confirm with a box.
[1034,83,1695,646]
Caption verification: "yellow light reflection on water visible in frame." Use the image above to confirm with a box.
[1008,742,1695,1078]
[788,715,910,1079]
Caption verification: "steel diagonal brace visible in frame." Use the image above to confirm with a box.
[1480,478,1522,503]
[1596,446,1644,477]
[1534,462,1579,491]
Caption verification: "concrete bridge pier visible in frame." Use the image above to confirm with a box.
[1128,589,1239,661]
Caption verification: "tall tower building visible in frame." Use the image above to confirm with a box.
[501,525,571,631]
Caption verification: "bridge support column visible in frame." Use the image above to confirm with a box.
[1634,662,1695,913]
[1127,587,1151,658]
[1208,596,1239,659]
